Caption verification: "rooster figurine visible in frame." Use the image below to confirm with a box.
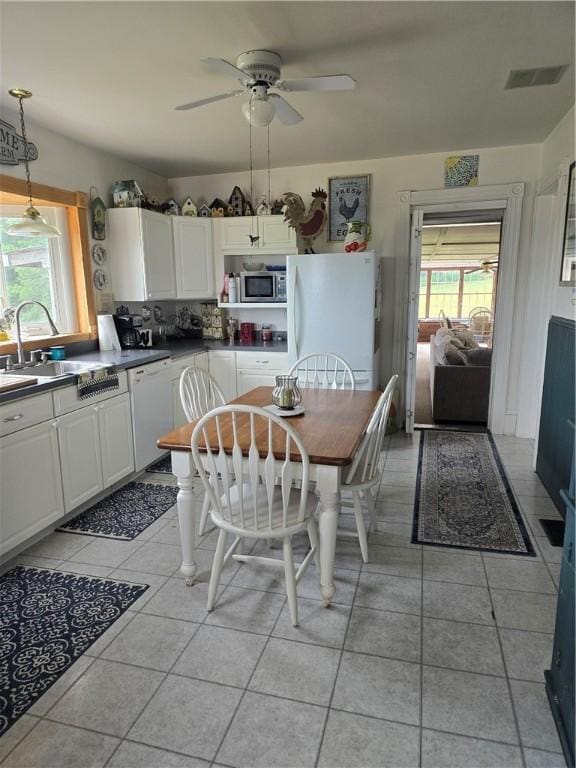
[282,188,327,253]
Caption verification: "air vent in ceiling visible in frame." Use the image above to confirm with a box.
[505,65,568,89]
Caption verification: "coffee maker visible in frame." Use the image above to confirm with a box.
[114,312,146,349]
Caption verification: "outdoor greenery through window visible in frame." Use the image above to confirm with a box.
[0,207,76,337]
[419,267,496,320]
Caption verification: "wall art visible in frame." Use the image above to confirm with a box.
[444,155,479,188]
[328,175,370,242]
[560,160,575,286]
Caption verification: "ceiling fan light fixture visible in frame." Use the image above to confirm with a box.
[242,96,275,127]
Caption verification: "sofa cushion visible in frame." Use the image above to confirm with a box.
[464,348,492,366]
[445,344,466,365]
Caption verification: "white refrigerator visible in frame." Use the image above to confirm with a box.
[287,252,380,389]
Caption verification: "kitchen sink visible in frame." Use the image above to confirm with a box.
[5,361,101,378]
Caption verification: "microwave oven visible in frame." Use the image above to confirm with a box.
[240,271,287,303]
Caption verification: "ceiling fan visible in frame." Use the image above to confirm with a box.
[465,259,499,274]
[174,50,356,127]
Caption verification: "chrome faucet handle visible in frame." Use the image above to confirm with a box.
[40,351,51,363]
[0,355,13,371]
[28,349,44,364]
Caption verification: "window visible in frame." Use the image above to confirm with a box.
[0,205,77,337]
[0,174,96,354]
[418,267,496,320]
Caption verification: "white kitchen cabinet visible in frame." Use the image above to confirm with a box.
[258,216,296,252]
[208,350,237,402]
[108,208,176,301]
[99,393,135,487]
[219,216,296,254]
[236,370,281,395]
[0,420,64,557]
[173,218,215,299]
[58,405,103,512]
[235,351,289,397]
[171,351,209,426]
[58,392,135,513]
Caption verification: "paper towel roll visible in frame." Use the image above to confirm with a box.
[97,314,121,351]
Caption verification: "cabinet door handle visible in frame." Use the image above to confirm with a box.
[567,542,573,564]
[256,360,269,364]
[555,649,562,668]
[3,413,23,422]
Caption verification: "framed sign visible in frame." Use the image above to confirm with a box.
[560,161,575,286]
[328,174,370,241]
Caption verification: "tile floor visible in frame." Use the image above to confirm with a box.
[0,433,567,768]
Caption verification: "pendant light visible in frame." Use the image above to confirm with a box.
[6,89,61,238]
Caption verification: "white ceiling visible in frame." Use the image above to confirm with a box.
[1,1,574,178]
[422,223,501,263]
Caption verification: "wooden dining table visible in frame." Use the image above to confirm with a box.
[157,386,381,607]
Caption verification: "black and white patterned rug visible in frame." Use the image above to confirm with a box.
[146,454,173,474]
[0,566,147,737]
[412,431,535,555]
[58,481,178,540]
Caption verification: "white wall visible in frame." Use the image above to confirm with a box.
[169,143,542,430]
[515,107,575,439]
[2,108,169,312]
[2,108,168,204]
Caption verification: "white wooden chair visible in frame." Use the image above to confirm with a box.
[191,404,318,626]
[289,353,356,390]
[179,366,226,535]
[339,374,398,562]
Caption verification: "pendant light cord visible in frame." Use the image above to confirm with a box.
[249,90,254,214]
[17,96,33,209]
[267,124,271,208]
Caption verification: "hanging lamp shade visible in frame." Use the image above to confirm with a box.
[6,205,61,238]
[6,88,61,239]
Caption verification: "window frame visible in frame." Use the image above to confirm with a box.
[0,174,97,354]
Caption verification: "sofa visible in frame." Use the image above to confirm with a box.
[429,334,492,423]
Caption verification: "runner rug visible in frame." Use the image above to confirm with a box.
[145,454,173,474]
[58,481,178,540]
[412,430,535,555]
[0,566,148,737]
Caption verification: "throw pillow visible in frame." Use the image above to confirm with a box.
[445,344,465,365]
[434,327,452,346]
[452,328,479,349]
[464,348,492,366]
[449,335,465,349]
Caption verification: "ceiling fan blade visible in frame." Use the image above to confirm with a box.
[202,57,250,83]
[276,74,355,92]
[175,90,244,111]
[268,94,303,125]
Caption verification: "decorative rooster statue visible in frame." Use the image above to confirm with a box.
[282,188,327,253]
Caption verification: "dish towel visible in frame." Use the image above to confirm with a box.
[77,365,119,399]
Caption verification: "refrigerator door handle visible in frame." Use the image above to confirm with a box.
[289,265,300,359]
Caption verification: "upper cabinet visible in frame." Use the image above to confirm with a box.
[218,216,296,254]
[173,217,214,299]
[108,208,176,301]
[108,209,215,301]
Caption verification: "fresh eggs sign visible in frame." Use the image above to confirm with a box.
[0,118,38,165]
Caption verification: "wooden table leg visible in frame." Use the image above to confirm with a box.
[315,466,341,608]
[171,450,198,586]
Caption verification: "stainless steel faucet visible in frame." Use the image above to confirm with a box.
[14,301,59,366]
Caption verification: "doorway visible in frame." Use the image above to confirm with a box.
[414,216,502,428]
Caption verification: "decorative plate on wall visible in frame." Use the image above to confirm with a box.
[93,269,108,291]
[92,243,107,266]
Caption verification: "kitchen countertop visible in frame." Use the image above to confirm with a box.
[0,338,288,404]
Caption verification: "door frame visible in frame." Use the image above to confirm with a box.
[394,182,525,435]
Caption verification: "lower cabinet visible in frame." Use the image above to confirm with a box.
[0,420,64,556]
[208,350,237,402]
[58,393,134,513]
[236,370,282,395]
